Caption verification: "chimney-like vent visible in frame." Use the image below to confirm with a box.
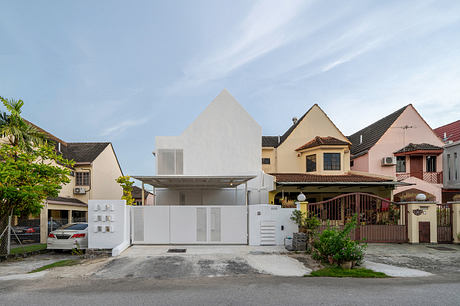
[292,117,298,125]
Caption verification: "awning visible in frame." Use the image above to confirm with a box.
[132,175,256,189]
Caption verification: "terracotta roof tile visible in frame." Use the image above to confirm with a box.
[295,136,349,151]
[394,143,443,154]
[434,120,460,143]
[270,173,393,183]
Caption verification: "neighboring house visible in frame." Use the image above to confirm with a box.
[442,141,460,202]
[348,104,444,202]
[17,121,124,243]
[132,186,154,205]
[262,104,399,205]
[133,90,273,244]
[434,120,460,143]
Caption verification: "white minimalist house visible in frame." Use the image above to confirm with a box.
[132,90,276,244]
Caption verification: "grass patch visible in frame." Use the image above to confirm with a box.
[307,267,388,278]
[29,259,80,273]
[10,244,47,255]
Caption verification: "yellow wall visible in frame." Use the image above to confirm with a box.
[264,105,350,173]
[90,144,123,200]
[262,148,276,173]
[297,145,350,175]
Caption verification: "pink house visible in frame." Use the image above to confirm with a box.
[348,104,444,202]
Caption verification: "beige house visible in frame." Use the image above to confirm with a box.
[132,186,154,206]
[14,121,124,243]
[262,104,399,204]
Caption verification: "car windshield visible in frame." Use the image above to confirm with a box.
[59,223,88,230]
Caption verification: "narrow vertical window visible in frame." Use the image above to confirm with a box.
[447,154,451,181]
[306,154,316,172]
[396,156,406,173]
[426,156,436,172]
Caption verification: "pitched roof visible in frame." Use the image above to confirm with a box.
[348,105,408,156]
[270,173,394,183]
[295,136,349,151]
[262,104,348,148]
[24,119,67,145]
[132,186,152,199]
[47,197,87,207]
[262,136,280,147]
[394,143,443,154]
[62,142,110,163]
[434,120,460,143]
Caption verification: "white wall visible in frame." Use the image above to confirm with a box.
[155,90,261,176]
[88,200,130,255]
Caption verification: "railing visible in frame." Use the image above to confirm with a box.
[307,193,408,242]
[396,171,443,184]
[437,204,453,243]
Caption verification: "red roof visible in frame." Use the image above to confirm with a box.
[434,120,460,143]
[295,136,349,151]
[270,173,393,183]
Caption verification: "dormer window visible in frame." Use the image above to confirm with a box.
[324,153,340,170]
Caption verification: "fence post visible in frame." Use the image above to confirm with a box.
[7,215,11,255]
[451,202,460,243]
[355,193,361,241]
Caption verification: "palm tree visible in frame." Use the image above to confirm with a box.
[0,96,44,151]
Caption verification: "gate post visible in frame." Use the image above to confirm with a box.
[405,201,437,243]
[451,202,460,244]
[355,194,360,241]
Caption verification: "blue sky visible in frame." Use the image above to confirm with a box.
[1,0,460,177]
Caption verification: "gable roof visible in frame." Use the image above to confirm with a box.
[270,172,394,183]
[262,104,348,148]
[132,186,152,199]
[434,120,460,143]
[62,142,110,163]
[295,136,349,151]
[394,143,443,154]
[348,105,408,156]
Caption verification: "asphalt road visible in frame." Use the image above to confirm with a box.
[1,275,459,306]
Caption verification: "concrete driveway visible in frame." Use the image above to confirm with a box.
[365,243,460,277]
[91,245,311,279]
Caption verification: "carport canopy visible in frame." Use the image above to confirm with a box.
[132,175,256,189]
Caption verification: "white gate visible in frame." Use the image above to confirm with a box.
[131,206,247,244]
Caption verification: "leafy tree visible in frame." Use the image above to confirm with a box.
[0,96,44,151]
[116,176,135,205]
[0,144,73,254]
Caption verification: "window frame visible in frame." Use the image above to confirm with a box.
[75,171,91,186]
[426,155,437,173]
[323,153,341,171]
[396,156,406,173]
[306,154,316,172]
[262,158,271,165]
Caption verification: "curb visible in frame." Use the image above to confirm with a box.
[0,249,50,262]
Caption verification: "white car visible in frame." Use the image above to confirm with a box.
[47,223,88,250]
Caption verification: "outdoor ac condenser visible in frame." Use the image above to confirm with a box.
[381,156,397,166]
[73,187,86,194]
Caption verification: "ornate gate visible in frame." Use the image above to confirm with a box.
[437,204,453,243]
[307,193,408,243]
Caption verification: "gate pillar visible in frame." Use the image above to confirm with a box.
[406,201,437,244]
[451,202,460,244]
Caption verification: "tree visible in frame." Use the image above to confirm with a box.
[116,176,135,206]
[0,97,72,254]
[0,144,73,254]
[0,96,44,151]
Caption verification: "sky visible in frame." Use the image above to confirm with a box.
[1,0,460,177]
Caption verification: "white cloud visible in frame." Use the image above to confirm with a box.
[100,117,148,137]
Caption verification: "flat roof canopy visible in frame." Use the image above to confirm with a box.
[132,175,256,189]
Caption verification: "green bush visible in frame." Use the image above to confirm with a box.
[312,216,366,265]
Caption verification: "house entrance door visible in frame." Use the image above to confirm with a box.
[419,221,430,243]
[410,156,423,179]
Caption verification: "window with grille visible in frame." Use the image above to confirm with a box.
[262,158,271,164]
[76,172,90,186]
[306,154,316,172]
[396,156,406,173]
[157,149,183,174]
[426,156,436,172]
[323,153,340,170]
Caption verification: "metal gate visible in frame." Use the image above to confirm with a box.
[131,205,247,244]
[308,193,408,243]
[437,204,453,243]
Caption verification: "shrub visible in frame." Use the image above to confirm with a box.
[312,216,366,266]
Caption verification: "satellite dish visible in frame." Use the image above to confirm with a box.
[297,192,306,202]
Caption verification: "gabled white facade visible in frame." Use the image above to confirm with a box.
[154,89,274,206]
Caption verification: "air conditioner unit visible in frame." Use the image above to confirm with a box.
[381,156,397,166]
[73,187,86,194]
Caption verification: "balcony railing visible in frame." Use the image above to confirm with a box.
[396,171,443,184]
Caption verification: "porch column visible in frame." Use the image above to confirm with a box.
[39,204,48,244]
[68,210,72,224]
[406,201,437,243]
[142,182,145,206]
[451,202,460,243]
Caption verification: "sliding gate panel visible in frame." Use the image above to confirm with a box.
[132,205,247,244]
